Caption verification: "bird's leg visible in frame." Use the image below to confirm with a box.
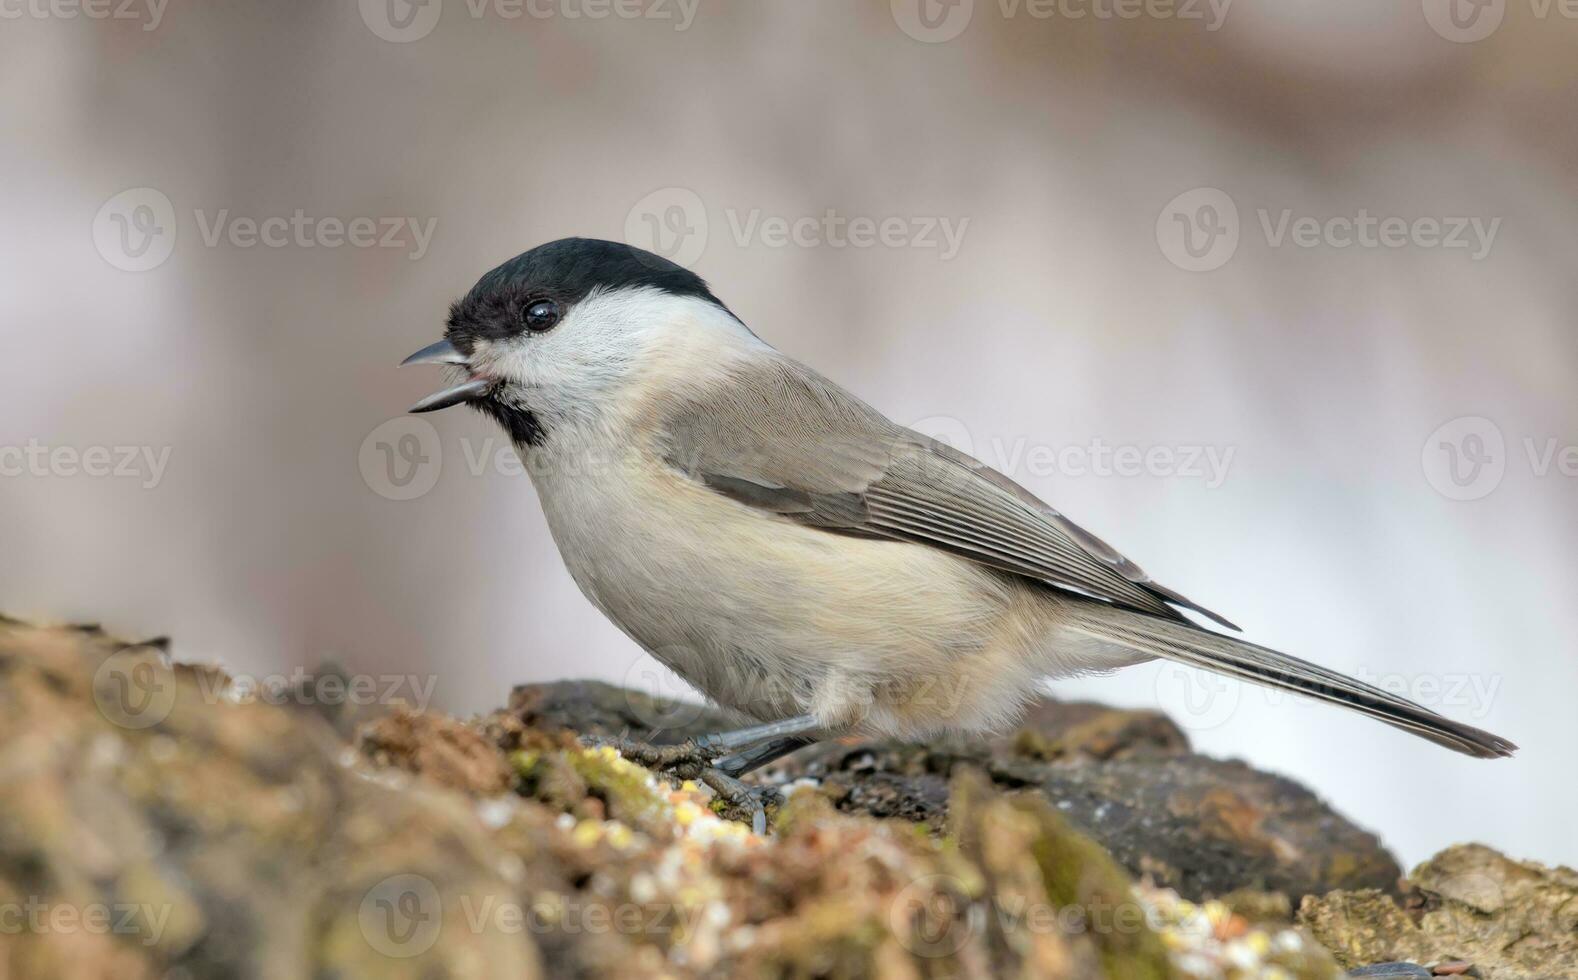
[586,717,822,834]
[692,715,823,755]
[713,735,816,778]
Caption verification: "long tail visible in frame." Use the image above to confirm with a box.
[1061,601,1517,759]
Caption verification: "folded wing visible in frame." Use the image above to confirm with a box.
[660,353,1235,628]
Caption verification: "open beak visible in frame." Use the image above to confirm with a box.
[400,339,468,367]
[400,339,493,413]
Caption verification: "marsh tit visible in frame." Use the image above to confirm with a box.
[402,237,1515,783]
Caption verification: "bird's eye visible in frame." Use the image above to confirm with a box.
[522,299,560,332]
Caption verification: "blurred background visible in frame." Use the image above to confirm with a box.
[2,0,1574,869]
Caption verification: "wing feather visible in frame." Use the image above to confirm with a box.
[661,353,1234,627]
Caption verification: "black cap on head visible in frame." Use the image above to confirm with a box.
[446,238,732,349]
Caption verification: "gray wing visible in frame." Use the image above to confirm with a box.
[660,353,1237,630]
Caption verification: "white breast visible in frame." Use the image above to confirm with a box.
[525,433,1059,736]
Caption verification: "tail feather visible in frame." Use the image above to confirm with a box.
[1063,602,1517,759]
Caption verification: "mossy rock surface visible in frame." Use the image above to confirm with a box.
[507,679,1402,904]
[18,618,1543,980]
[1300,844,1578,980]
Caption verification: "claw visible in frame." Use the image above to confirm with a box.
[580,733,777,834]
[698,769,774,835]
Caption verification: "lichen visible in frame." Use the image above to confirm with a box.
[563,745,676,833]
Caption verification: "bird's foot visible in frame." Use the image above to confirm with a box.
[580,733,799,835]
[582,718,821,835]
[696,769,779,835]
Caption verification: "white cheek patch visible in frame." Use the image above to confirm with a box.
[535,286,757,390]
[467,285,764,441]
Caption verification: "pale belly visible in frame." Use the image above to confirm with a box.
[531,455,1060,736]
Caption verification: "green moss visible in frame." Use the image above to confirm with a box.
[1024,810,1174,980]
[564,747,671,831]
[952,769,1177,980]
[509,749,541,779]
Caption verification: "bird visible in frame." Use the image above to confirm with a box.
[401,237,1515,815]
